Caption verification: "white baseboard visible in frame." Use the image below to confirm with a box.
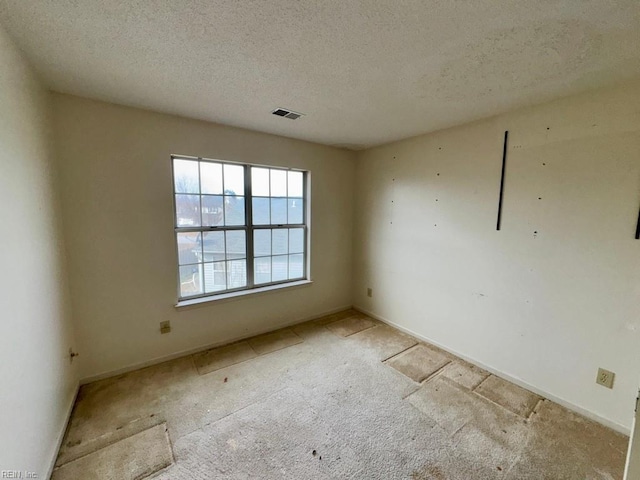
[46,381,79,479]
[80,304,353,385]
[354,305,630,436]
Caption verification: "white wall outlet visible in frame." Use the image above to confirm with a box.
[160,321,171,334]
[596,368,614,389]
[367,288,373,298]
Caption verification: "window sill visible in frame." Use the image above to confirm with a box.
[174,279,313,308]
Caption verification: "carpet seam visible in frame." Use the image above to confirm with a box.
[471,389,534,421]
[200,387,290,430]
[418,360,453,384]
[380,342,420,363]
[341,325,376,337]
[382,343,421,363]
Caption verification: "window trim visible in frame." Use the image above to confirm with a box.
[171,155,310,302]
[174,279,313,308]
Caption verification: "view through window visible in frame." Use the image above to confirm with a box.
[172,156,307,300]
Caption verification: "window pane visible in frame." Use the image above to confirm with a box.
[202,231,225,261]
[271,198,287,224]
[254,229,271,256]
[224,196,245,226]
[289,254,304,279]
[272,229,288,255]
[200,162,223,195]
[177,232,201,265]
[201,195,224,226]
[252,198,270,224]
[227,260,247,288]
[288,198,303,224]
[254,256,271,284]
[175,194,201,227]
[226,231,246,260]
[289,228,304,254]
[288,171,303,197]
[180,264,203,296]
[224,164,244,196]
[204,262,226,292]
[173,159,200,194]
[252,167,270,196]
[270,169,287,197]
[272,255,288,282]
[175,159,306,298]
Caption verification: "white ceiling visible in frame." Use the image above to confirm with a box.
[1,1,639,149]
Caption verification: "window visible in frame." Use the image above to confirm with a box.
[172,156,308,300]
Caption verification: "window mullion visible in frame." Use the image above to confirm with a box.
[198,162,205,293]
[245,164,254,288]
[222,227,228,291]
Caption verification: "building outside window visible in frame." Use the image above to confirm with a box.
[172,156,308,300]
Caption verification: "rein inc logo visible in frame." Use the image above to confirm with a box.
[1,472,38,478]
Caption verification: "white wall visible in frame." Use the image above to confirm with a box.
[52,94,356,381]
[353,80,640,432]
[0,27,78,477]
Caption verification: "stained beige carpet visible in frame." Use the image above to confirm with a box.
[247,327,303,355]
[52,424,172,480]
[386,343,451,382]
[193,341,257,375]
[440,360,489,390]
[348,324,418,361]
[475,374,542,418]
[56,310,628,479]
[325,314,377,337]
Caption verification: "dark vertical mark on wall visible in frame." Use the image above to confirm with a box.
[496,130,509,231]
[635,204,640,239]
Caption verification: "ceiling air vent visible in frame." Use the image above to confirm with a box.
[272,108,304,120]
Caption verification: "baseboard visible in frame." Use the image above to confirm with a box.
[354,305,630,436]
[46,381,79,479]
[80,304,353,385]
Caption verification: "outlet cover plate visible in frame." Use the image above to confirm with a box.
[367,288,373,298]
[160,321,171,334]
[596,368,614,389]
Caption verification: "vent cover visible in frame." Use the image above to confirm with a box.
[272,108,304,120]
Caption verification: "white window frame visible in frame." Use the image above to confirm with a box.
[172,155,310,304]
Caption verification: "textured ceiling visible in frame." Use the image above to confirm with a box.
[1,1,639,149]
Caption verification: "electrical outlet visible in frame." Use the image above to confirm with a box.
[160,321,171,334]
[367,288,373,298]
[596,368,614,389]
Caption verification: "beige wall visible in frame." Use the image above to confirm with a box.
[0,28,78,477]
[21,61,638,453]
[52,94,356,381]
[353,80,640,432]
